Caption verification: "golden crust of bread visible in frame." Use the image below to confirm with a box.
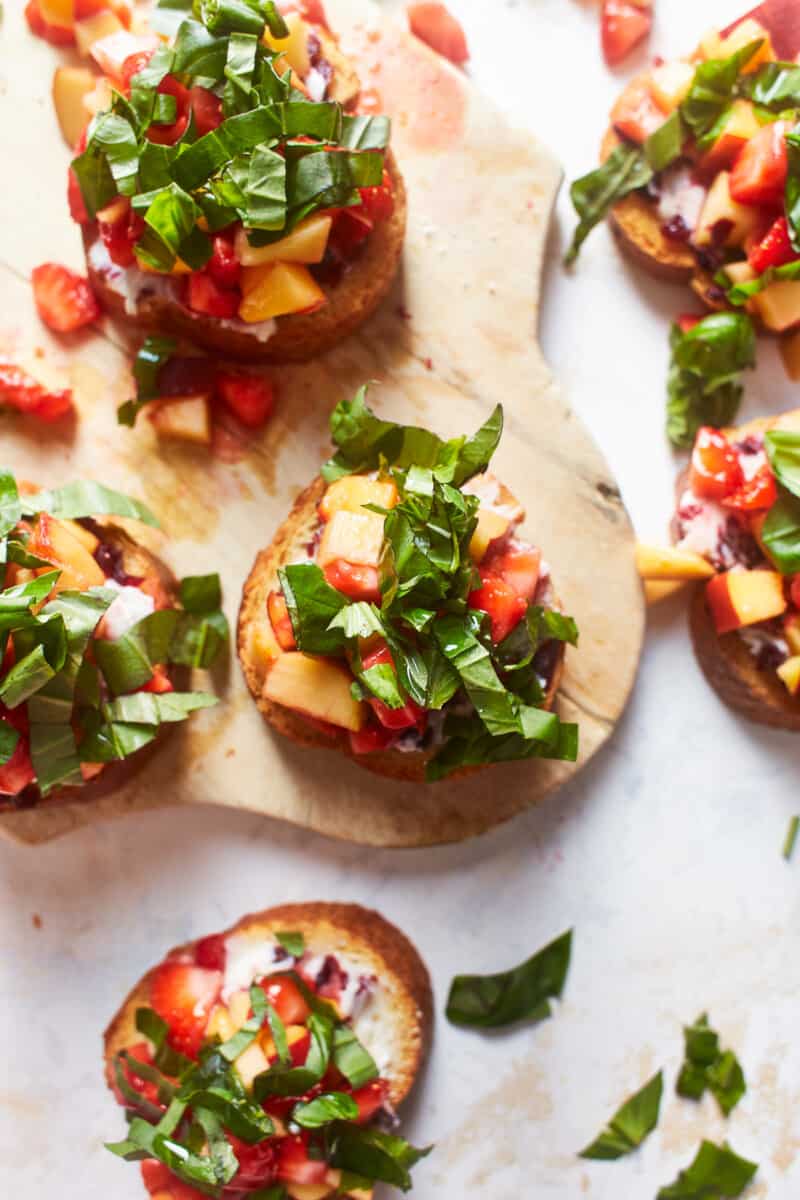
[84,151,406,364]
[675,410,800,728]
[601,123,697,284]
[0,521,180,814]
[237,477,565,782]
[104,901,433,1109]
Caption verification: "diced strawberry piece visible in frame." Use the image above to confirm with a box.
[357,169,394,224]
[0,362,74,423]
[67,168,89,225]
[185,272,240,318]
[352,1078,389,1123]
[349,723,394,755]
[190,86,223,136]
[485,544,541,600]
[0,720,35,797]
[141,665,174,694]
[120,49,156,92]
[276,1135,329,1185]
[147,75,190,146]
[206,235,241,289]
[31,263,100,333]
[407,3,469,65]
[747,215,800,273]
[267,590,297,650]
[791,575,800,610]
[116,1042,162,1108]
[689,427,744,501]
[194,933,227,971]
[601,0,653,67]
[468,569,527,643]
[25,0,46,37]
[216,369,274,428]
[227,1135,278,1190]
[258,976,311,1025]
[98,198,144,268]
[25,0,75,45]
[330,207,374,257]
[721,464,778,512]
[368,695,426,731]
[730,121,790,208]
[288,1029,311,1066]
[280,0,329,27]
[140,1160,207,1200]
[677,313,703,334]
[610,75,664,144]
[149,963,222,1059]
[322,560,381,602]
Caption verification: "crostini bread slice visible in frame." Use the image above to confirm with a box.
[84,151,406,363]
[0,519,180,813]
[237,477,565,782]
[677,408,800,729]
[104,901,433,1110]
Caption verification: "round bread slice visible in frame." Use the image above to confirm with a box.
[237,478,566,782]
[84,150,407,364]
[104,901,433,1110]
[0,519,180,814]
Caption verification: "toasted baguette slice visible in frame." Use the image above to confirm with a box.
[104,901,433,1111]
[85,151,406,363]
[237,478,565,782]
[0,519,179,814]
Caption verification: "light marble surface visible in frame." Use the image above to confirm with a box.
[2,1,800,1198]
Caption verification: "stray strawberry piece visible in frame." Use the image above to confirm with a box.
[141,665,174,694]
[194,933,227,971]
[276,1134,329,1185]
[485,544,541,600]
[353,1078,389,1123]
[258,975,311,1026]
[730,121,790,208]
[677,313,703,334]
[190,86,223,135]
[349,722,394,754]
[601,0,653,67]
[407,3,469,65]
[721,464,778,512]
[207,234,241,289]
[747,215,800,274]
[358,169,394,224]
[323,560,381,603]
[468,569,527,643]
[31,263,100,334]
[149,963,222,1059]
[186,272,240,318]
[268,590,297,650]
[0,362,74,423]
[216,370,274,428]
[689,427,744,501]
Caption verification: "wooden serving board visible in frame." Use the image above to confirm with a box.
[0,0,643,847]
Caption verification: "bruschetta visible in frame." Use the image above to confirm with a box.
[568,7,800,339]
[641,409,800,728]
[67,0,405,361]
[104,901,432,1200]
[0,471,226,809]
[238,389,579,782]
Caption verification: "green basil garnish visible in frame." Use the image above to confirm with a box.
[657,1140,758,1199]
[677,1014,746,1116]
[446,929,572,1029]
[327,1125,431,1192]
[275,929,305,958]
[666,312,756,449]
[580,1071,663,1160]
[784,814,800,860]
[118,335,178,427]
[292,1091,359,1129]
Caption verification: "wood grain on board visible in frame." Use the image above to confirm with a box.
[0,0,643,847]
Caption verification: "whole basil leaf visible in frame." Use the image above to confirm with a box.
[446,929,572,1028]
[666,312,756,449]
[565,143,653,266]
[657,1141,758,1199]
[580,1071,663,1160]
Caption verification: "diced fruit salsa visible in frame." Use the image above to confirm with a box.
[262,390,579,782]
[569,15,800,336]
[65,0,394,334]
[0,471,225,806]
[107,926,426,1199]
[674,418,800,694]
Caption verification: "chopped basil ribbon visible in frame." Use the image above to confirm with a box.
[74,2,390,271]
[566,39,765,264]
[720,256,800,306]
[784,814,800,860]
[275,929,305,958]
[759,431,800,574]
[0,470,224,799]
[677,1014,746,1116]
[446,929,572,1028]
[281,389,578,779]
[580,1071,663,1160]
[657,1141,758,1199]
[666,313,756,449]
[118,335,178,428]
[292,1091,359,1128]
